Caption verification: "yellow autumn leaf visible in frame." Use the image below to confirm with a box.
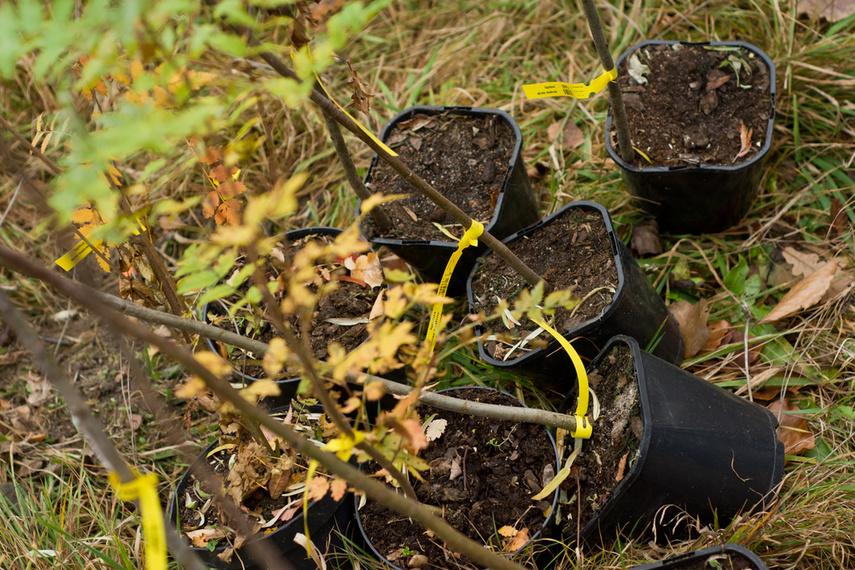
[239,380,282,404]
[192,351,233,381]
[262,337,290,378]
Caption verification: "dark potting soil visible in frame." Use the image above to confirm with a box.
[612,44,772,168]
[361,112,515,241]
[205,234,378,379]
[359,389,556,569]
[559,343,642,538]
[469,208,618,361]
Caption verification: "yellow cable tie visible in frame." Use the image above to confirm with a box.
[292,48,397,157]
[531,316,592,439]
[523,67,617,100]
[425,221,484,353]
[108,471,167,570]
[55,212,147,271]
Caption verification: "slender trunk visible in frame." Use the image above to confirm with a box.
[580,0,635,163]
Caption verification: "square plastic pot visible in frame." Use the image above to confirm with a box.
[562,336,784,542]
[467,201,683,382]
[606,40,776,234]
[358,105,539,295]
[631,543,767,569]
[169,436,354,570]
[353,387,560,569]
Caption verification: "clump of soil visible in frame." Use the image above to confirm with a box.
[613,43,772,167]
[359,389,556,569]
[360,112,515,241]
[469,207,618,361]
[559,343,642,537]
[204,233,380,379]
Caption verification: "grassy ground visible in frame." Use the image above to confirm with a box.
[1,0,854,568]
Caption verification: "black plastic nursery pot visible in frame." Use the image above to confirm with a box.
[631,543,767,569]
[467,201,683,382]
[169,438,354,570]
[358,105,539,295]
[561,336,784,543]
[606,40,776,234]
[353,387,560,569]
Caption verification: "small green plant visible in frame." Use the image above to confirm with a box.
[401,546,414,557]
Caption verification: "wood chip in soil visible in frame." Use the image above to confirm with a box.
[469,207,618,361]
[361,112,514,241]
[613,43,772,167]
[358,389,556,569]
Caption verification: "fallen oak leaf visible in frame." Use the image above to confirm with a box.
[760,260,838,323]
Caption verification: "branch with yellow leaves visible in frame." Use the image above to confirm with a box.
[0,244,530,570]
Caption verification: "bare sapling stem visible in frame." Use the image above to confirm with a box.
[0,290,209,570]
[0,243,578,434]
[0,247,527,570]
[246,244,419,500]
[580,0,635,163]
[321,109,394,233]
[253,49,547,290]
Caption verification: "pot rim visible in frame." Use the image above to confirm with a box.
[354,385,562,570]
[360,105,525,248]
[605,39,777,174]
[469,200,628,367]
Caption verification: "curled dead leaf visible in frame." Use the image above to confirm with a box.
[761,260,838,323]
[767,398,815,456]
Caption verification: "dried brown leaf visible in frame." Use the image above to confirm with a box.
[547,120,585,148]
[329,478,348,502]
[200,146,222,165]
[704,320,732,352]
[215,199,243,226]
[630,220,663,256]
[669,299,710,358]
[761,260,838,322]
[797,0,855,21]
[202,191,219,219]
[733,121,753,161]
[504,527,530,552]
[306,475,329,502]
[767,398,815,456]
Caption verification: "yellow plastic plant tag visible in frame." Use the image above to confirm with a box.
[530,316,592,439]
[55,212,147,271]
[108,471,167,570]
[292,48,397,157]
[523,67,617,100]
[424,221,484,354]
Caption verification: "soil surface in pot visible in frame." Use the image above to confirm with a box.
[675,552,758,569]
[469,208,618,361]
[359,389,556,569]
[205,233,379,379]
[361,112,515,241]
[176,407,334,560]
[559,344,642,537]
[612,44,772,168]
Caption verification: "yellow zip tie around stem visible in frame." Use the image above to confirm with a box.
[108,471,166,570]
[292,48,397,157]
[523,67,617,100]
[55,213,147,271]
[530,317,592,439]
[424,221,484,354]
